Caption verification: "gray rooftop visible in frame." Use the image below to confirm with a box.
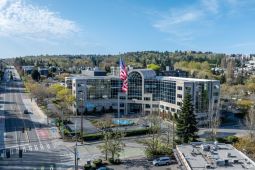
[157,76,219,82]
[176,142,255,170]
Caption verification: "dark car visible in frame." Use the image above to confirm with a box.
[23,109,29,114]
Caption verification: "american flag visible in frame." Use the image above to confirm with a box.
[120,58,128,92]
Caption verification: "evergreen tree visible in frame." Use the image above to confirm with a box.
[31,69,40,81]
[175,93,198,143]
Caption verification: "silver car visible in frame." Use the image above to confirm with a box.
[152,156,171,166]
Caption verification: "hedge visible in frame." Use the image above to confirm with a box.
[82,128,151,141]
[125,128,151,137]
[83,133,103,141]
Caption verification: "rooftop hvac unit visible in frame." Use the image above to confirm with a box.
[205,164,213,169]
[233,159,239,164]
[216,160,225,166]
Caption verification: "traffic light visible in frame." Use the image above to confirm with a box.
[6,149,10,158]
[19,149,22,158]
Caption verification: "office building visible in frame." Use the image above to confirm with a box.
[66,69,220,125]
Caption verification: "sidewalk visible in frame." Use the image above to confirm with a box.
[22,95,60,139]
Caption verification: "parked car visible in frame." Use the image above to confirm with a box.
[152,156,171,166]
[23,109,29,114]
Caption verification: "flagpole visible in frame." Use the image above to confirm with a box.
[118,92,120,120]
[125,91,128,115]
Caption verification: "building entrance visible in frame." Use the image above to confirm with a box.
[129,103,142,114]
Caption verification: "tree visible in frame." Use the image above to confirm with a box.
[31,69,40,81]
[147,64,160,71]
[220,74,226,84]
[245,107,255,139]
[97,120,125,161]
[226,59,235,84]
[108,130,125,161]
[175,93,198,143]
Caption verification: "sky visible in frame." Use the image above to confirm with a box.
[0,0,255,58]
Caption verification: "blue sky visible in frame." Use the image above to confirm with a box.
[0,0,255,58]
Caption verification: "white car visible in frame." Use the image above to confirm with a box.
[152,156,171,166]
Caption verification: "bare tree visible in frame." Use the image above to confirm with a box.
[208,98,221,140]
[245,107,255,139]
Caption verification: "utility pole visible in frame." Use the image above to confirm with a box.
[81,109,84,144]
[74,110,78,170]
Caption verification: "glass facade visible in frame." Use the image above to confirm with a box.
[128,72,143,100]
[160,80,176,104]
[86,79,122,99]
[195,82,209,113]
[144,79,160,101]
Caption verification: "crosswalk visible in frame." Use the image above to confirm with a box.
[0,142,59,158]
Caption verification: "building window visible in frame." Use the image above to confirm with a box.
[160,105,164,109]
[171,108,176,112]
[177,102,182,106]
[214,100,218,104]
[213,92,219,96]
[152,104,158,108]
[177,94,182,98]
[177,86,182,90]
[120,103,124,107]
[166,107,169,110]
[145,104,151,108]
[120,96,126,100]
[144,97,150,101]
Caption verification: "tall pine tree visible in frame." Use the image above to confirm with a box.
[175,93,198,143]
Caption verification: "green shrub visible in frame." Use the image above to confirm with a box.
[114,159,121,165]
[84,164,92,170]
[63,128,71,136]
[216,137,227,143]
[225,135,239,143]
[108,158,121,165]
[108,158,114,164]
[125,128,151,137]
[83,133,103,141]
[93,159,102,167]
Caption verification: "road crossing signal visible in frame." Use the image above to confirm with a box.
[19,149,22,158]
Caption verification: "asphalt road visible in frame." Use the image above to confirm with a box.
[0,67,75,170]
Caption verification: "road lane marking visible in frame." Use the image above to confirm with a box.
[40,144,44,150]
[46,143,50,150]
[29,145,32,151]
[34,144,38,151]
[22,146,26,152]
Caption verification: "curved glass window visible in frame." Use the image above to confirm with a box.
[128,71,142,100]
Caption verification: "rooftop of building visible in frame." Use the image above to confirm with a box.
[157,76,219,82]
[176,142,255,170]
[65,69,219,82]
[67,74,119,80]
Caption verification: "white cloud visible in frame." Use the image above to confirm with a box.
[152,0,222,43]
[0,0,79,39]
[201,0,219,14]
[153,8,203,42]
